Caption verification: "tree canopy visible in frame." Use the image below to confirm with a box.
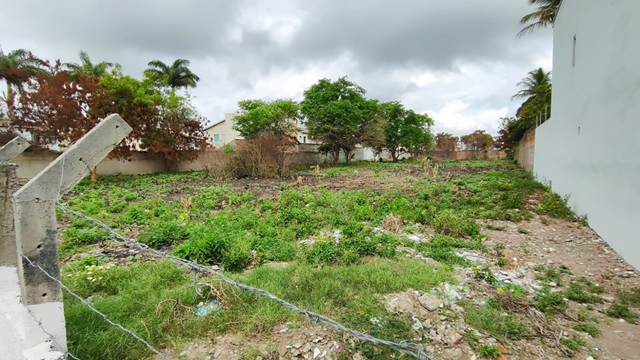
[144,59,200,91]
[378,102,434,161]
[0,48,45,118]
[233,99,300,139]
[460,130,494,152]
[300,77,382,163]
[435,133,459,153]
[518,0,562,37]
[65,50,114,79]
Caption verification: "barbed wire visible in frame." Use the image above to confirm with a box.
[22,255,169,360]
[24,304,80,360]
[56,201,433,360]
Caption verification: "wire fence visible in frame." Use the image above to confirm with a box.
[53,201,433,360]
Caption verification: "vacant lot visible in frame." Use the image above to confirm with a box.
[58,159,640,359]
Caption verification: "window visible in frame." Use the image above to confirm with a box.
[303,136,307,143]
[572,35,577,67]
[213,134,220,142]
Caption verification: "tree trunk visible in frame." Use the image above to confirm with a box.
[391,149,398,162]
[6,83,14,119]
[332,150,340,164]
[90,167,98,182]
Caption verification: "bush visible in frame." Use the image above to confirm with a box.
[432,209,479,237]
[137,220,188,248]
[63,226,110,245]
[222,240,253,272]
[306,240,338,265]
[173,224,231,264]
[538,191,574,220]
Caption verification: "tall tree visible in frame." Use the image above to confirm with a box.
[0,48,45,119]
[233,99,300,139]
[300,77,380,163]
[144,59,200,92]
[378,102,434,161]
[518,0,562,37]
[65,50,114,79]
[512,67,551,101]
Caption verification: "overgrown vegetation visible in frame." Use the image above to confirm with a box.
[57,159,583,358]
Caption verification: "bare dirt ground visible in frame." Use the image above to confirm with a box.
[153,214,640,360]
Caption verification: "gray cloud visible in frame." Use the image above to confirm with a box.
[0,0,552,134]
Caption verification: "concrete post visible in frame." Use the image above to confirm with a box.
[12,114,132,353]
[0,136,30,163]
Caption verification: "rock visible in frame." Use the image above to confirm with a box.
[419,293,443,311]
[450,333,464,345]
[280,347,287,357]
[353,353,363,360]
[443,348,463,359]
[586,357,595,360]
[422,319,434,329]
[486,338,497,346]
[313,347,321,358]
[412,317,424,331]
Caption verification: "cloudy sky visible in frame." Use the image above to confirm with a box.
[0,0,552,136]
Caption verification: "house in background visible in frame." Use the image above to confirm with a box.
[204,113,318,148]
[534,0,640,269]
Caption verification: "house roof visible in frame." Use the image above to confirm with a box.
[204,120,225,131]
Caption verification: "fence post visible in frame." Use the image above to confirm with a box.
[12,114,132,353]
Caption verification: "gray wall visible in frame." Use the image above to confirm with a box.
[534,0,640,269]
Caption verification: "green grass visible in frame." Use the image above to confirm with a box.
[57,159,581,357]
[63,257,452,359]
[462,301,529,341]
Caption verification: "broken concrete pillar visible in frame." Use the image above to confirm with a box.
[0,136,30,163]
[12,114,132,352]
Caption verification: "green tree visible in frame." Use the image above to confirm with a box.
[65,50,114,79]
[0,48,45,118]
[512,68,551,101]
[378,102,434,161]
[144,59,200,93]
[518,0,562,37]
[233,99,300,139]
[300,77,380,163]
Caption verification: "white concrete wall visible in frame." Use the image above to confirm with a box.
[534,0,640,269]
[205,113,242,148]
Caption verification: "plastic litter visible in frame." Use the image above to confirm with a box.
[194,300,221,317]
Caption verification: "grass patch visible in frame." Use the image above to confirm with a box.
[606,302,638,324]
[565,280,603,304]
[414,235,485,266]
[463,301,529,341]
[572,322,600,337]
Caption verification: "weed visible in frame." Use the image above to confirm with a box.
[137,219,188,248]
[572,322,600,337]
[538,191,575,220]
[606,302,638,324]
[565,281,603,304]
[474,266,497,286]
[476,345,501,358]
[617,287,640,307]
[432,209,480,238]
[561,334,587,352]
[534,287,568,314]
[517,227,529,234]
[324,168,339,178]
[534,265,571,286]
[463,302,529,341]
[416,235,485,266]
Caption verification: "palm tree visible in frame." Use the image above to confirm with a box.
[0,48,45,118]
[512,68,551,100]
[518,0,562,37]
[145,59,200,92]
[65,50,114,79]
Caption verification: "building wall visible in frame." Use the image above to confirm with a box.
[204,113,242,148]
[534,0,640,269]
[514,128,536,172]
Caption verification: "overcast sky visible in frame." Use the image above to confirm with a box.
[0,0,552,136]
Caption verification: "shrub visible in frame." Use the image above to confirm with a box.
[432,209,479,237]
[138,220,188,248]
[173,224,231,264]
[222,240,253,272]
[63,226,110,245]
[606,302,638,324]
[538,191,574,220]
[306,240,338,265]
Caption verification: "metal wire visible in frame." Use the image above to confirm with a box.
[57,201,432,360]
[22,255,169,360]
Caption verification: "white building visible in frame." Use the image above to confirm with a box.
[204,113,317,148]
[534,0,640,268]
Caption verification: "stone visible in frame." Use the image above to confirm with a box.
[313,347,321,358]
[419,293,443,311]
[486,338,497,346]
[495,344,510,354]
